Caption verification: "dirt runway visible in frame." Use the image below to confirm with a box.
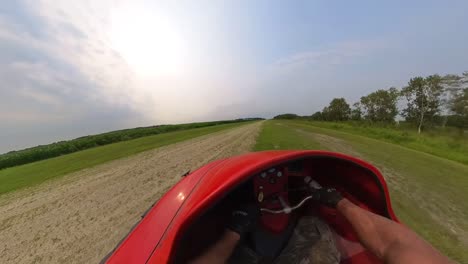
[0,122,262,263]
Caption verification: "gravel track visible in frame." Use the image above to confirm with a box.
[0,122,262,264]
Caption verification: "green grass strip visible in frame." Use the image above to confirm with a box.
[299,120,468,165]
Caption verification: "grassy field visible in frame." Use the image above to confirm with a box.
[254,120,468,263]
[0,122,253,196]
[302,121,468,165]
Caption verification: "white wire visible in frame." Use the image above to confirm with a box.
[260,195,313,214]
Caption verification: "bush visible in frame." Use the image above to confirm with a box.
[273,113,299,119]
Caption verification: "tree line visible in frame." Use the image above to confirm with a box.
[301,72,468,133]
[0,118,263,170]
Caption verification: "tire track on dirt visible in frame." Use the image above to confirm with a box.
[0,122,262,264]
[293,127,407,190]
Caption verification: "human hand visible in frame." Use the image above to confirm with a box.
[311,187,343,208]
[226,204,260,237]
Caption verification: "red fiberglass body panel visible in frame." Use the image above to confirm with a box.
[105,150,398,264]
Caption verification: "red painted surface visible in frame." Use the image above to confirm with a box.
[105,158,228,264]
[105,150,399,264]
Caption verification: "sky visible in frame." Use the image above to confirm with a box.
[1,0,468,153]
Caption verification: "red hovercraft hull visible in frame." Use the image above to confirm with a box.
[104,150,399,264]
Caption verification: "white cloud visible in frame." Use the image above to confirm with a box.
[10,61,70,94]
[0,1,394,152]
[1,0,256,124]
[18,88,62,106]
[0,110,66,123]
[1,0,387,126]
[272,40,385,71]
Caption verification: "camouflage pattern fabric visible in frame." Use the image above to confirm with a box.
[229,216,340,264]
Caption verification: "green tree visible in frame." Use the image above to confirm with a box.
[351,102,362,121]
[444,72,468,128]
[273,113,299,119]
[360,87,399,123]
[310,111,323,120]
[401,75,444,133]
[322,98,351,121]
[322,106,330,121]
[451,89,468,116]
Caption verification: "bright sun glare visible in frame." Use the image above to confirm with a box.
[109,6,186,77]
